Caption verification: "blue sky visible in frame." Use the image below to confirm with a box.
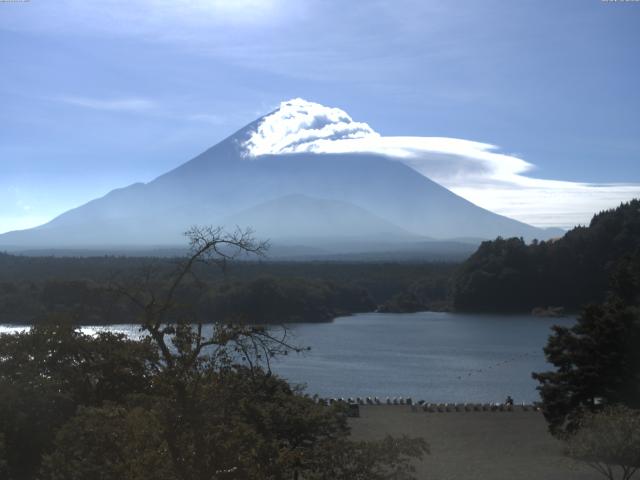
[1,0,639,233]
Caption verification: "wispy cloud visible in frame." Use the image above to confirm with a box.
[57,96,158,113]
[186,113,227,125]
[244,99,640,229]
[3,0,299,38]
[55,96,236,127]
[0,1,458,84]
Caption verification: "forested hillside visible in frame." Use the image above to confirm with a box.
[452,200,640,312]
[0,254,455,324]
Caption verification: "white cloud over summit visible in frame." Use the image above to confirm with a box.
[244,99,378,157]
[244,99,640,229]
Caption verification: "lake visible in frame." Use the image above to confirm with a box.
[0,311,573,403]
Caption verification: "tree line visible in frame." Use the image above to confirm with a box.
[0,253,456,324]
[452,200,640,312]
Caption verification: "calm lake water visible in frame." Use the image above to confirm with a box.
[0,312,573,403]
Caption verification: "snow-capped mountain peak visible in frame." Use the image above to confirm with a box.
[243,98,379,157]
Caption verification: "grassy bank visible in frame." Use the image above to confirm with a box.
[349,405,599,480]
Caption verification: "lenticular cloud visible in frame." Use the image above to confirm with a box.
[243,98,640,229]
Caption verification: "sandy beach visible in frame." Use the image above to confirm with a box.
[349,405,600,480]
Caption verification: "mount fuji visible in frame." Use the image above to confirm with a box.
[0,99,562,257]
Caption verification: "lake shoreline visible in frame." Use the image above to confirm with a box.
[0,308,575,326]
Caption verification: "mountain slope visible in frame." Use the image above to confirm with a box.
[0,100,562,251]
[221,194,414,241]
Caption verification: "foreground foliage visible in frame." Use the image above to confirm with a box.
[532,300,640,435]
[566,405,640,480]
[0,227,428,480]
[0,327,427,480]
[532,239,640,436]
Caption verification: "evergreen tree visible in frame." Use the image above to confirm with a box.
[533,249,640,435]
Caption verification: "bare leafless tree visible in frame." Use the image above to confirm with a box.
[111,226,302,375]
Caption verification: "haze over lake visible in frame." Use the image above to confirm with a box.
[0,312,573,403]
